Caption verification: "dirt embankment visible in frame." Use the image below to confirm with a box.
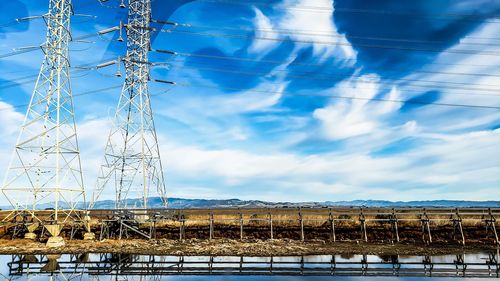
[0,239,497,256]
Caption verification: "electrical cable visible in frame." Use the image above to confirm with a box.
[154,60,500,94]
[0,69,90,90]
[152,49,500,78]
[0,26,121,59]
[160,69,500,98]
[154,28,500,57]
[0,57,120,90]
[193,0,500,23]
[0,84,123,112]
[150,20,500,46]
[165,81,500,110]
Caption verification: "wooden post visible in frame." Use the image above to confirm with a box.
[329,208,336,242]
[421,209,432,244]
[99,222,107,241]
[391,208,399,243]
[182,219,186,240]
[360,209,367,242]
[269,211,273,240]
[299,208,304,241]
[452,209,465,245]
[484,208,499,245]
[119,220,123,240]
[209,212,214,240]
[239,211,243,240]
[179,213,182,240]
[69,226,75,240]
[457,219,465,245]
[179,213,185,241]
[426,218,432,244]
[151,217,156,240]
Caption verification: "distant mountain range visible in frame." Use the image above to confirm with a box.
[2,197,499,210]
[165,198,500,208]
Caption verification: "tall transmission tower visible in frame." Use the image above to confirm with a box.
[1,0,85,244]
[91,0,167,209]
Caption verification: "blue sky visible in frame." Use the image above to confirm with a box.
[0,0,500,202]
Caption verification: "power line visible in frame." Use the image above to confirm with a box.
[161,68,500,99]
[167,81,500,110]
[0,47,40,59]
[332,6,500,20]
[155,60,500,94]
[4,79,497,114]
[0,69,90,90]
[0,57,121,90]
[153,49,500,78]
[0,26,120,59]
[151,20,500,45]
[194,0,500,23]
[155,28,500,57]
[0,85,122,112]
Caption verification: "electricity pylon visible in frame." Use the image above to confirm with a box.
[90,0,167,209]
[1,0,85,243]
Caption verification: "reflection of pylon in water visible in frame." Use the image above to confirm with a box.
[0,0,85,245]
[9,254,88,280]
[90,0,167,210]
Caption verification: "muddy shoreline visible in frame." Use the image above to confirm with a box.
[0,239,497,256]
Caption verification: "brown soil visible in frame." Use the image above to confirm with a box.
[0,239,497,256]
[88,224,499,245]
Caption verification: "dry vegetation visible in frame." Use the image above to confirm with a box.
[0,238,496,256]
[1,208,498,244]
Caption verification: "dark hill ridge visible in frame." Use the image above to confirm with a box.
[2,198,499,210]
[94,197,500,209]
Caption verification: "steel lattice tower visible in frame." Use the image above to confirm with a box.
[1,0,85,239]
[91,0,167,209]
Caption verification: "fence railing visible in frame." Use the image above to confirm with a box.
[0,207,499,245]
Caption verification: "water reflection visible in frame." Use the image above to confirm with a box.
[0,251,498,280]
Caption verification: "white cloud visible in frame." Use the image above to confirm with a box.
[153,78,289,146]
[246,0,357,64]
[227,127,248,141]
[276,0,357,62]
[394,21,500,134]
[0,101,25,182]
[248,8,280,55]
[161,128,500,201]
[313,75,403,140]
[0,101,24,136]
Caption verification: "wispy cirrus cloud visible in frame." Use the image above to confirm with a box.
[0,0,499,204]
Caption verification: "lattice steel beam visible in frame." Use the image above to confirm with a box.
[91,0,167,209]
[1,0,85,238]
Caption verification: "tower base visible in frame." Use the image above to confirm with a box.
[83,232,95,240]
[24,232,36,240]
[46,236,65,247]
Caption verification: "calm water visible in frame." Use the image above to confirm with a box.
[0,252,498,280]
